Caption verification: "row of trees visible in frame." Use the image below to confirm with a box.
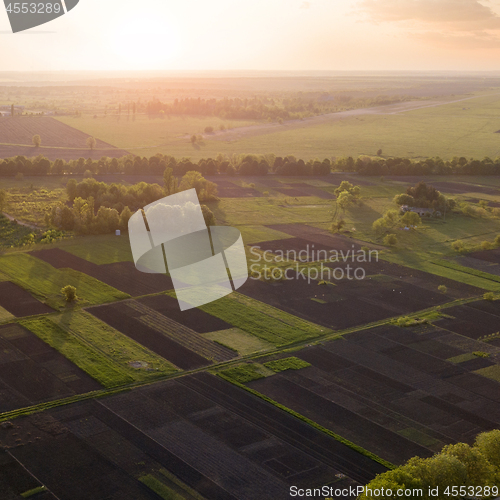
[2,153,500,177]
[360,430,500,500]
[336,155,500,176]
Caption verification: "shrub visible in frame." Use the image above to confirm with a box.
[483,292,496,301]
[481,240,494,250]
[32,134,41,147]
[438,285,448,294]
[473,351,490,358]
[15,172,24,181]
[383,234,397,246]
[61,285,77,302]
[451,240,465,252]
[204,126,214,134]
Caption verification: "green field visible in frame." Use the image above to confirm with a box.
[56,233,134,264]
[197,292,329,345]
[202,328,274,356]
[199,93,500,160]
[0,253,129,309]
[56,114,259,159]
[20,316,134,388]
[56,92,500,160]
[0,306,14,322]
[52,311,177,379]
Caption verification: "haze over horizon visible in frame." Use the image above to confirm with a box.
[1,0,500,72]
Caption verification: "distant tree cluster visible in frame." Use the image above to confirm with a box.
[141,94,413,122]
[394,182,451,211]
[47,171,218,235]
[332,155,500,176]
[360,429,500,500]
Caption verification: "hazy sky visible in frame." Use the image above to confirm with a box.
[1,0,500,71]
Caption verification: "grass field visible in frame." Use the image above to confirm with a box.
[197,93,500,160]
[52,311,177,379]
[202,328,274,355]
[20,316,134,388]
[0,253,129,309]
[56,115,260,159]
[197,292,330,345]
[55,234,134,264]
[0,306,14,322]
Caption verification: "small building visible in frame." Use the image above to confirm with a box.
[400,206,436,217]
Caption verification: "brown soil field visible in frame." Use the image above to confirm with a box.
[88,301,212,370]
[0,323,101,412]
[0,281,53,317]
[0,371,386,499]
[138,294,231,333]
[32,248,173,296]
[240,258,481,330]
[249,323,500,464]
[437,305,500,340]
[0,116,129,161]
[468,248,500,264]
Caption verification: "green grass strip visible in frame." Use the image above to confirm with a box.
[139,475,184,500]
[0,253,129,309]
[20,317,134,388]
[217,372,395,470]
[198,294,325,346]
[263,357,311,372]
[21,486,47,498]
[431,259,500,283]
[219,364,266,383]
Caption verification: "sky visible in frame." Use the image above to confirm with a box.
[1,0,500,71]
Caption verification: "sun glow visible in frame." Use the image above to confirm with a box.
[107,13,181,69]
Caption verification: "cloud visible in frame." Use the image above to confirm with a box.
[358,0,500,31]
[410,30,500,49]
[300,1,311,9]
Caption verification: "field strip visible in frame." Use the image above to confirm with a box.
[379,255,500,292]
[430,260,500,283]
[127,301,235,362]
[0,294,488,426]
[215,372,396,470]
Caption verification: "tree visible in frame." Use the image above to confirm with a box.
[119,206,133,230]
[190,135,197,144]
[377,149,383,156]
[441,442,495,487]
[336,191,354,214]
[66,179,78,202]
[400,211,421,228]
[61,285,77,302]
[179,171,218,202]
[86,136,97,150]
[334,181,361,199]
[11,104,14,117]
[475,429,500,471]
[383,234,397,246]
[32,135,41,147]
[163,167,178,196]
[0,189,6,212]
[201,205,216,226]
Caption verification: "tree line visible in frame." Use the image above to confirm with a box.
[142,94,413,122]
[46,171,217,235]
[1,153,500,178]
